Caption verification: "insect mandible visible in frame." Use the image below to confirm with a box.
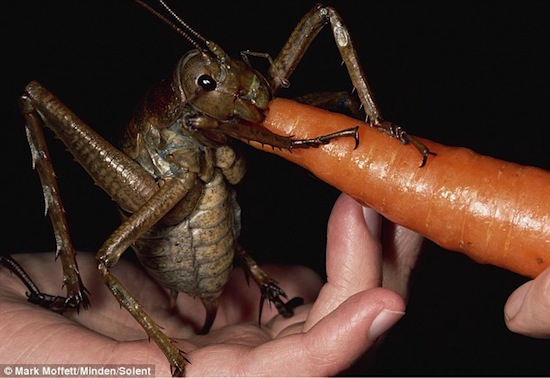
[1,1,433,375]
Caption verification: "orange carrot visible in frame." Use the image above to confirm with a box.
[254,98,550,278]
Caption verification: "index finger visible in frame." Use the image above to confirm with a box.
[304,193,382,330]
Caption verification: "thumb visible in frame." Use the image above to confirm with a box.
[504,267,550,338]
[302,287,405,376]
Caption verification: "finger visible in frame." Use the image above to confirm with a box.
[301,288,405,375]
[381,222,424,298]
[504,267,550,338]
[304,193,382,331]
[189,288,404,376]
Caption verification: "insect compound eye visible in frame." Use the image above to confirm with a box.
[197,74,217,91]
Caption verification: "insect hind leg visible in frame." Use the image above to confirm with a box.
[0,254,84,313]
[19,88,90,311]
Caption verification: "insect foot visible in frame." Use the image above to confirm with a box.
[376,121,436,167]
[0,254,90,313]
[28,287,90,314]
[171,351,189,378]
[257,279,304,324]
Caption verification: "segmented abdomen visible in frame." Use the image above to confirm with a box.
[133,169,239,302]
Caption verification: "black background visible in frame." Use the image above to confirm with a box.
[2,1,549,375]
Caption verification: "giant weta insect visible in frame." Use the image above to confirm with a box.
[1,1,433,375]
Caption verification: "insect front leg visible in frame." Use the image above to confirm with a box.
[204,119,359,150]
[268,4,435,166]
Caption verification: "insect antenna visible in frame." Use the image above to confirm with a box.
[134,0,208,53]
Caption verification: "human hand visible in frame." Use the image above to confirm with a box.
[504,267,550,338]
[0,193,423,376]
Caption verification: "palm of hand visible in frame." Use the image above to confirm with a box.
[0,195,422,376]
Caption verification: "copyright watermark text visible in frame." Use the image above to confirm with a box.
[1,364,154,377]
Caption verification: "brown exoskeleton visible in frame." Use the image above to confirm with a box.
[1,1,433,375]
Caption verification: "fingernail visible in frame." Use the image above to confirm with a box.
[362,206,381,238]
[368,309,405,341]
[504,281,531,321]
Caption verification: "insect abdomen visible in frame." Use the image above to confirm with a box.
[133,169,239,302]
